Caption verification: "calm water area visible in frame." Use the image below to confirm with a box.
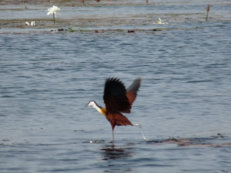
[0,0,231,172]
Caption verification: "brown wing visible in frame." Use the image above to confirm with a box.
[126,78,141,107]
[103,78,131,113]
[106,112,133,130]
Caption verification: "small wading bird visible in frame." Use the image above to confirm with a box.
[88,78,141,142]
[153,18,168,25]
[25,21,35,27]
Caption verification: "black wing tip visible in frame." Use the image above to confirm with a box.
[104,78,126,91]
[105,77,122,84]
[134,78,142,84]
[127,78,142,92]
[103,77,130,113]
[137,77,142,81]
[105,77,141,84]
[105,77,142,92]
[104,77,126,96]
[135,78,142,86]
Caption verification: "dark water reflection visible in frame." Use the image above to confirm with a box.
[101,144,133,160]
[100,144,134,172]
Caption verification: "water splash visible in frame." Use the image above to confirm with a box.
[134,123,147,141]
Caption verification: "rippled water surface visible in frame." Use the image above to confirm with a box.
[1,0,231,172]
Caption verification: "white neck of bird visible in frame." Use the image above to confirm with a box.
[93,103,102,113]
[89,101,103,114]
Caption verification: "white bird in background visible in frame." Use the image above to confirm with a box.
[47,5,60,24]
[25,21,35,26]
[153,18,168,25]
[157,18,162,24]
[47,5,60,16]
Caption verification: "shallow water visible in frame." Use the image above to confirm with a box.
[1,0,231,172]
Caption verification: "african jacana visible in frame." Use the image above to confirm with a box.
[88,78,141,142]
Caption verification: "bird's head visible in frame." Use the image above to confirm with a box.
[87,100,105,115]
[87,100,97,108]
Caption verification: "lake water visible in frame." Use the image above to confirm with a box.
[0,0,231,172]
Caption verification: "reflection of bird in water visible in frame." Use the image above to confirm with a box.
[101,144,133,160]
[88,78,141,143]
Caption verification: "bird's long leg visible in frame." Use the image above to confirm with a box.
[111,129,114,144]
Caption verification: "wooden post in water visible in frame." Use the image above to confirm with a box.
[146,0,149,5]
[206,4,210,21]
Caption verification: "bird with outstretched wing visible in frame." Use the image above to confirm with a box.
[88,78,141,142]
